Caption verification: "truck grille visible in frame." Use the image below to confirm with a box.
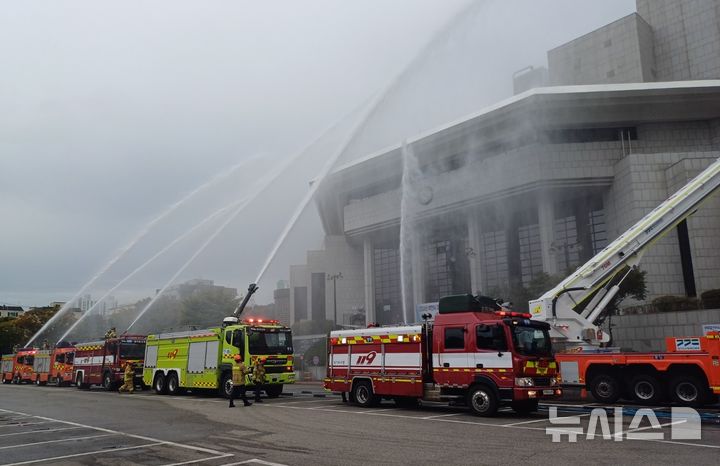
[533,377,551,386]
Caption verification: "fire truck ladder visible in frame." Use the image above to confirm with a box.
[529,157,720,349]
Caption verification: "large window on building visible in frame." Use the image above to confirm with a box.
[293,286,308,321]
[590,208,608,253]
[423,238,471,303]
[482,230,508,292]
[374,248,402,324]
[518,223,542,286]
[310,274,326,322]
[554,215,581,273]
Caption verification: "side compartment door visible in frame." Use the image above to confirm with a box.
[434,325,470,386]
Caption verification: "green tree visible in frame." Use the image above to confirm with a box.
[179,289,239,329]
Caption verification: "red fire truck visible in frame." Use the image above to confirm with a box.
[325,294,561,416]
[1,348,37,384]
[30,345,75,386]
[73,335,146,390]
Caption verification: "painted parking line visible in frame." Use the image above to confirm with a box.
[420,413,465,420]
[2,442,166,466]
[0,421,56,429]
[220,459,289,466]
[0,433,115,450]
[160,454,235,466]
[0,426,85,438]
[503,414,591,426]
[0,408,230,463]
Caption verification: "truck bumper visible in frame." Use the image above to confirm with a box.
[513,387,562,400]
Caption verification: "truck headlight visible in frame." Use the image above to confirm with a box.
[515,377,534,387]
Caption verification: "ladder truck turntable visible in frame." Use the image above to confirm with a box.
[529,157,720,406]
[325,295,562,416]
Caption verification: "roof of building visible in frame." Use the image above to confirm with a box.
[330,79,720,177]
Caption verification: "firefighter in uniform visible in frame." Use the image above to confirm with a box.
[229,354,251,408]
[252,358,266,402]
[105,327,117,339]
[118,362,135,393]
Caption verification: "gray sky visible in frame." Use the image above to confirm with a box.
[0,0,635,307]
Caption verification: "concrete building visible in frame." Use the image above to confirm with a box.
[0,305,24,319]
[288,0,720,327]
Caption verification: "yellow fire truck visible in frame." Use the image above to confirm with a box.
[142,284,294,398]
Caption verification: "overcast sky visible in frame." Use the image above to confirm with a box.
[0,0,635,307]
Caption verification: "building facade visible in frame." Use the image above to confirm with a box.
[288,0,720,326]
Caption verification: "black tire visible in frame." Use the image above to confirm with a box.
[1,377,9,384]
[167,373,182,396]
[76,374,89,390]
[589,373,621,404]
[265,384,283,398]
[629,374,663,404]
[154,373,167,395]
[511,399,539,414]
[669,375,708,407]
[352,380,378,407]
[220,372,234,398]
[102,372,116,391]
[466,384,499,416]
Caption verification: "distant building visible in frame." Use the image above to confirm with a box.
[79,294,95,313]
[273,286,290,325]
[0,305,24,319]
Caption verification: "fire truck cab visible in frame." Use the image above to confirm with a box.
[73,335,146,390]
[326,294,561,416]
[1,348,37,384]
[31,346,75,386]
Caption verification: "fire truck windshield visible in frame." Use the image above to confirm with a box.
[120,343,145,360]
[510,325,551,356]
[248,330,293,355]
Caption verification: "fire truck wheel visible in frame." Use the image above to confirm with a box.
[467,385,499,416]
[352,380,379,407]
[154,373,168,395]
[103,372,116,391]
[167,373,182,395]
[1,378,8,384]
[76,374,89,390]
[588,373,621,404]
[221,372,233,398]
[669,375,708,407]
[629,374,663,404]
[511,399,539,414]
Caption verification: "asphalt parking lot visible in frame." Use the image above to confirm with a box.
[1,383,719,465]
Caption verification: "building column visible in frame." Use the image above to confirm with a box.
[363,238,376,325]
[538,192,558,275]
[467,213,483,295]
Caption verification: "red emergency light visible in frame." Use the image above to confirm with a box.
[495,311,532,319]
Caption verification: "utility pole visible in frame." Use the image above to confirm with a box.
[327,272,343,327]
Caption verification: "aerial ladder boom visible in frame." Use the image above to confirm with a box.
[529,157,720,350]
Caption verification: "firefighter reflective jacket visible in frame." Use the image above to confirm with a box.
[253,363,266,384]
[232,362,247,386]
